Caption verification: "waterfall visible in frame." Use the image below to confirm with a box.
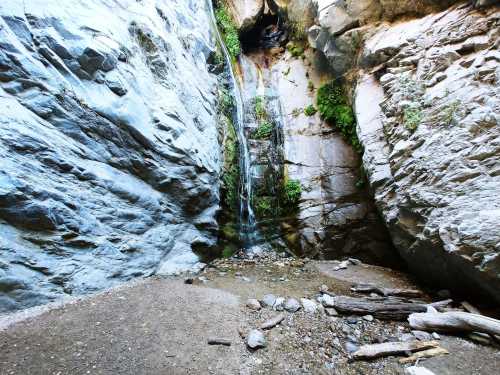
[207,1,256,247]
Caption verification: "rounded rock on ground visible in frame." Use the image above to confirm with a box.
[262,294,277,307]
[300,298,318,313]
[246,329,267,349]
[345,341,359,353]
[246,298,261,311]
[284,298,301,313]
[273,297,285,311]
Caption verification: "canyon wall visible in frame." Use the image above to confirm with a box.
[283,0,500,301]
[0,0,221,312]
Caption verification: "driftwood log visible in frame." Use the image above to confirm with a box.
[351,284,423,298]
[399,347,449,364]
[408,311,500,336]
[329,296,427,320]
[352,340,439,360]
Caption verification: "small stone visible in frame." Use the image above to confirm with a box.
[261,313,285,330]
[320,284,329,293]
[300,298,318,313]
[348,258,362,265]
[412,330,432,341]
[235,272,242,277]
[274,297,285,311]
[325,308,338,317]
[246,298,261,311]
[334,260,349,271]
[318,294,335,307]
[247,330,267,349]
[262,294,277,307]
[362,315,374,322]
[184,278,194,284]
[284,298,301,313]
[346,316,358,324]
[345,341,359,353]
[432,332,441,340]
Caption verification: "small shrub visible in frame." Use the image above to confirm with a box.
[317,81,361,152]
[403,105,422,132]
[287,42,304,58]
[308,80,315,92]
[255,197,273,218]
[441,99,461,126]
[215,7,241,60]
[218,87,234,116]
[304,105,317,116]
[254,96,266,119]
[283,180,302,205]
[252,121,274,139]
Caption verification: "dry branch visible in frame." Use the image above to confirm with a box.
[351,284,423,298]
[399,347,449,364]
[352,340,439,360]
[408,311,500,336]
[330,296,427,320]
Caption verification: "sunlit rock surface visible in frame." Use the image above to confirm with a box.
[354,4,500,302]
[0,0,220,312]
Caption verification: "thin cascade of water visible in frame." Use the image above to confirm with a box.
[207,1,256,247]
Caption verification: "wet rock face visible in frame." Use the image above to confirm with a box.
[353,5,500,301]
[0,0,220,312]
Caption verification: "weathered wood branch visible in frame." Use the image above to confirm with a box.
[408,311,500,336]
[329,296,427,320]
[351,283,423,298]
[352,340,439,360]
[399,347,449,364]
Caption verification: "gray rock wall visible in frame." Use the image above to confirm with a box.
[0,0,221,312]
[305,0,500,301]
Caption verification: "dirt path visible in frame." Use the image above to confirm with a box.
[1,255,499,375]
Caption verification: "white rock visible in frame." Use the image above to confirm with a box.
[300,298,318,313]
[246,298,261,311]
[273,297,285,311]
[318,294,335,307]
[284,298,301,313]
[262,294,276,307]
[246,329,267,349]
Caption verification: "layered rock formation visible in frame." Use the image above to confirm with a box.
[292,0,500,301]
[226,0,266,32]
[0,0,221,312]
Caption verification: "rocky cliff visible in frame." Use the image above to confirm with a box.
[283,0,500,302]
[0,0,221,312]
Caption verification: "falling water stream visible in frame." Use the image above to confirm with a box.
[207,1,257,248]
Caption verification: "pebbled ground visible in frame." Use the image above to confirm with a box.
[1,255,499,375]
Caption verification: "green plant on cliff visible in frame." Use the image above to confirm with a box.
[254,96,266,119]
[255,197,273,218]
[403,105,422,132]
[317,81,361,153]
[304,105,317,117]
[215,6,241,60]
[283,179,302,206]
[252,121,274,140]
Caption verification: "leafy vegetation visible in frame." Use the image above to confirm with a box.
[403,105,422,132]
[252,121,274,140]
[215,6,241,60]
[304,105,317,117]
[218,87,234,116]
[283,179,302,205]
[255,197,273,218]
[308,80,315,92]
[287,42,304,58]
[441,99,461,126]
[317,81,361,152]
[254,96,267,119]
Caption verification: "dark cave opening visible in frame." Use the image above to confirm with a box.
[240,13,288,52]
